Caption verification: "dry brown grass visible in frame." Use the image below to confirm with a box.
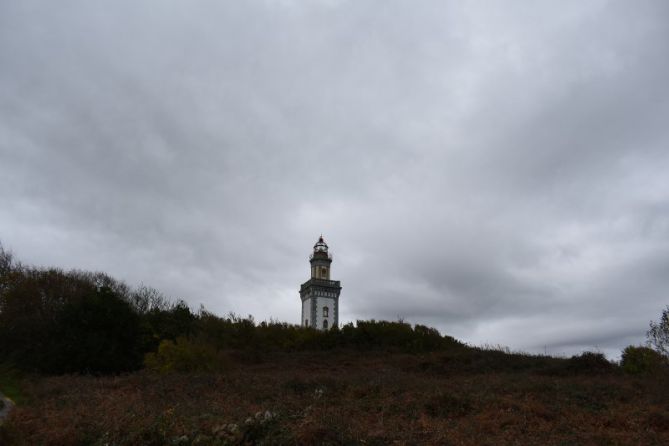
[2,350,669,445]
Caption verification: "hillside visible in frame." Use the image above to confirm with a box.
[2,347,669,445]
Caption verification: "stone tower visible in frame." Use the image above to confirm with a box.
[300,235,341,330]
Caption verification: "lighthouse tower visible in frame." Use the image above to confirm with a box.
[300,236,341,330]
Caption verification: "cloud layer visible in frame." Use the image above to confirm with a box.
[2,0,668,357]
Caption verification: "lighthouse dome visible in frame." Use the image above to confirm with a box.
[313,235,328,253]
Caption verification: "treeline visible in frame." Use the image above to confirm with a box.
[0,244,196,374]
[3,242,667,377]
[0,244,462,375]
[144,316,465,373]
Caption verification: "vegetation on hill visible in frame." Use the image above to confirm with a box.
[2,349,669,445]
[0,245,193,374]
[0,243,465,376]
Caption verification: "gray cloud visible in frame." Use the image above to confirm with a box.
[1,0,668,358]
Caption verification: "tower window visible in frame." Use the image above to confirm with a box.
[323,319,328,329]
[305,319,309,327]
[323,307,328,318]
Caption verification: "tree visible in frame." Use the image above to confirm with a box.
[0,267,98,372]
[0,242,20,295]
[621,345,667,374]
[129,284,170,314]
[56,286,143,373]
[647,306,669,357]
[0,258,144,374]
[0,242,14,276]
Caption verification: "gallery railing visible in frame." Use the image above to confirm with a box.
[300,278,341,292]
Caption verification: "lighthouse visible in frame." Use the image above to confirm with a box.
[300,236,342,330]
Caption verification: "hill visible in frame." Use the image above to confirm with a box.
[2,347,669,445]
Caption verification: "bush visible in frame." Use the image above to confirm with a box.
[140,300,197,351]
[0,363,23,405]
[565,352,615,374]
[144,337,229,373]
[621,345,667,375]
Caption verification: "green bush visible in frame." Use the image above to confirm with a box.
[565,352,615,374]
[621,345,667,375]
[0,364,24,404]
[144,337,229,373]
[140,301,197,352]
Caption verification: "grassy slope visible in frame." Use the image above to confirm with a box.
[1,349,669,445]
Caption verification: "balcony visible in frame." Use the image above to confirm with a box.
[300,278,341,292]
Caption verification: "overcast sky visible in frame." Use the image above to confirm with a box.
[1,0,668,358]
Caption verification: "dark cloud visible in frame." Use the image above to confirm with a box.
[1,0,668,358]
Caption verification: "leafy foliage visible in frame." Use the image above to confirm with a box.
[55,286,143,374]
[0,363,23,404]
[564,352,615,375]
[0,243,195,374]
[140,300,197,352]
[621,345,667,375]
[192,314,465,359]
[648,306,669,357]
[144,337,229,373]
[0,266,145,374]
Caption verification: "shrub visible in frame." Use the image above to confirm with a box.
[565,352,615,374]
[144,337,229,373]
[0,363,24,404]
[140,300,197,352]
[621,345,667,375]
